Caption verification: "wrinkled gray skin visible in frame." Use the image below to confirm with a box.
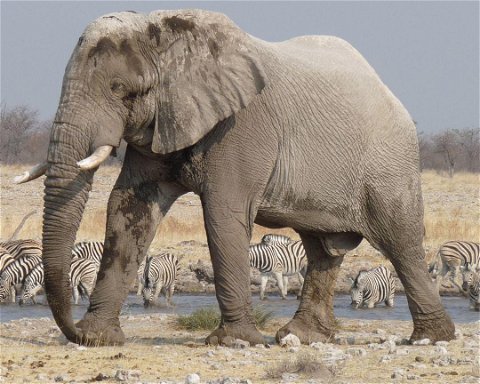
[41,9,455,346]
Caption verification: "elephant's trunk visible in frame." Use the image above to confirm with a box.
[42,122,95,342]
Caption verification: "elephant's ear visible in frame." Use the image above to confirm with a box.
[150,14,267,154]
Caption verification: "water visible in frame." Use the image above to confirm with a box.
[1,294,478,324]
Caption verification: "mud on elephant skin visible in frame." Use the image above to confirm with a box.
[18,9,454,346]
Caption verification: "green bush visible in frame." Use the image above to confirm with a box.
[177,305,274,331]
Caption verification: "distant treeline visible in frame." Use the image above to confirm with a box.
[1,104,479,175]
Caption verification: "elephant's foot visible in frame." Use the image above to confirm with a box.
[205,321,265,346]
[410,310,455,343]
[74,316,125,346]
[276,315,335,345]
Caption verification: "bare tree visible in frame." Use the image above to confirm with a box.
[0,104,50,164]
[433,129,462,177]
[456,128,480,172]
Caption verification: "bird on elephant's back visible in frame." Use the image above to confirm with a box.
[15,9,454,346]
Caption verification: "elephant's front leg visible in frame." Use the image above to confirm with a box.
[203,199,265,346]
[75,154,182,346]
[276,233,343,344]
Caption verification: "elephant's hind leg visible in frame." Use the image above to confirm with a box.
[276,233,343,344]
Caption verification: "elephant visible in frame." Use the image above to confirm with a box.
[16,9,455,346]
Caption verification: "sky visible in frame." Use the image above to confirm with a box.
[1,1,479,134]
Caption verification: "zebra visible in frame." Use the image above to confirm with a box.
[0,252,42,303]
[19,257,98,305]
[429,241,480,294]
[461,263,480,311]
[261,234,292,246]
[0,239,42,261]
[350,266,396,309]
[136,258,147,296]
[71,241,103,269]
[249,240,306,300]
[0,246,15,272]
[142,253,179,307]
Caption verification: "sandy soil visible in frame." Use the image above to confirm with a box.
[1,314,479,383]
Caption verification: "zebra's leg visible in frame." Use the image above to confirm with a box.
[75,148,184,346]
[386,291,394,307]
[72,286,79,305]
[260,274,268,300]
[136,278,143,296]
[166,284,175,306]
[366,300,375,309]
[283,276,289,297]
[450,267,468,296]
[9,285,16,303]
[273,272,286,299]
[276,232,344,344]
[154,284,162,306]
[296,272,304,299]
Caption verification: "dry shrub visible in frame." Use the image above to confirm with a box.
[265,351,337,381]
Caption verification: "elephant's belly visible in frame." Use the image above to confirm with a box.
[255,206,353,233]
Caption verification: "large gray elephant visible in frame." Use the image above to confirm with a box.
[17,9,454,346]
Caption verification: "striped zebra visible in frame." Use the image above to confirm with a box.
[0,239,42,261]
[249,240,306,300]
[142,253,179,307]
[0,252,42,303]
[0,246,15,272]
[461,263,480,311]
[136,258,147,296]
[19,257,98,305]
[72,241,104,269]
[261,234,292,246]
[429,241,480,293]
[350,266,395,309]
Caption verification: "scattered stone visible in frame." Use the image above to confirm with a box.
[346,347,367,357]
[77,346,88,351]
[433,346,448,356]
[232,339,250,349]
[375,328,386,336]
[185,373,201,384]
[35,374,48,381]
[279,334,301,348]
[114,369,141,382]
[288,347,299,353]
[406,374,420,380]
[415,356,425,362]
[92,373,110,381]
[380,355,392,363]
[281,372,299,382]
[309,342,326,351]
[391,368,406,379]
[412,338,431,345]
[206,350,215,358]
[454,330,463,339]
[395,348,410,356]
[54,375,69,382]
[434,340,449,347]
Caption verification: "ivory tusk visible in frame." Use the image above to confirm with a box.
[13,162,48,184]
[76,145,113,170]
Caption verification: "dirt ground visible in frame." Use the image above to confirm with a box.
[0,314,479,383]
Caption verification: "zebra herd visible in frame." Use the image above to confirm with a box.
[0,237,478,312]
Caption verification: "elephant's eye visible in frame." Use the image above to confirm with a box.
[110,81,126,95]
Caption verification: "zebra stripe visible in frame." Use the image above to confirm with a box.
[0,253,42,303]
[142,253,179,307]
[249,241,306,300]
[20,262,44,305]
[350,266,395,309]
[70,257,98,304]
[72,241,104,268]
[0,246,15,272]
[0,239,42,260]
[461,263,480,311]
[429,241,480,293]
[20,258,98,305]
[261,234,292,246]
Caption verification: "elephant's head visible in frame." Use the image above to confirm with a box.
[20,10,267,342]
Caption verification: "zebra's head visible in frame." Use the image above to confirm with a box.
[19,279,43,305]
[461,263,480,291]
[142,286,154,308]
[350,272,367,309]
[0,277,10,302]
